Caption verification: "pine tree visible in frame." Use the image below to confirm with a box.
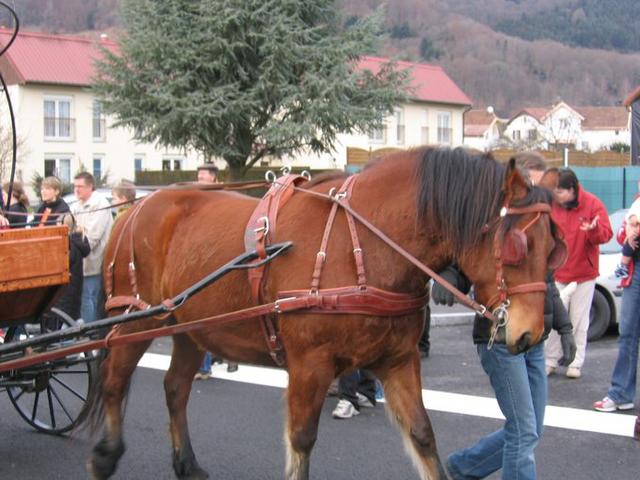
[93,0,408,179]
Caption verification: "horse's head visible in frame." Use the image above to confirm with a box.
[464,159,566,352]
[417,148,566,354]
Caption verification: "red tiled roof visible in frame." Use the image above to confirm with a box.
[0,28,117,87]
[520,108,549,122]
[575,106,629,130]
[464,109,503,136]
[0,31,472,108]
[357,56,472,106]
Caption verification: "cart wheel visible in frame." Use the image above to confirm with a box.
[4,318,97,435]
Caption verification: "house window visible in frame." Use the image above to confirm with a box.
[512,130,521,141]
[162,156,184,171]
[421,109,429,144]
[93,155,104,180]
[44,155,72,183]
[395,109,405,144]
[559,118,570,129]
[368,125,385,143]
[437,111,451,145]
[528,129,537,140]
[44,96,74,139]
[93,100,105,141]
[134,155,145,172]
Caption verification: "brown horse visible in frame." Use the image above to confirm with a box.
[86,146,562,480]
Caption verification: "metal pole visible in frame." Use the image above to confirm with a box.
[623,167,627,209]
[563,147,569,168]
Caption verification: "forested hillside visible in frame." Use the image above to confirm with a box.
[1,0,638,114]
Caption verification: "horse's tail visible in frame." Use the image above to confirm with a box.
[76,348,133,435]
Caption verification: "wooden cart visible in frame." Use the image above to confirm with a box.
[0,225,97,434]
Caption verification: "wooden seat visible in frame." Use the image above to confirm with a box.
[0,225,70,324]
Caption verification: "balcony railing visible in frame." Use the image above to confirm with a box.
[44,117,75,140]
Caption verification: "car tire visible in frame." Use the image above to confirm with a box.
[588,289,611,341]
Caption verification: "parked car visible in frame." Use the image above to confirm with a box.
[588,209,626,341]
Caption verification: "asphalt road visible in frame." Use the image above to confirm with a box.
[0,323,638,480]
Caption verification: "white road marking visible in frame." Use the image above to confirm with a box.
[138,352,636,438]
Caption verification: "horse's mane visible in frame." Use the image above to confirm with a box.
[416,147,553,256]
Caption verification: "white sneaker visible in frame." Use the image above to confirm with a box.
[545,365,556,376]
[332,399,359,419]
[593,396,635,412]
[565,367,581,379]
[356,392,375,408]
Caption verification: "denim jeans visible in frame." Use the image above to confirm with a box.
[607,258,640,405]
[81,274,103,323]
[199,352,212,375]
[447,341,546,480]
[338,369,377,408]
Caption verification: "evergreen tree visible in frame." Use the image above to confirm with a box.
[93,0,408,179]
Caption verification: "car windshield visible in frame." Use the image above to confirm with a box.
[600,209,627,254]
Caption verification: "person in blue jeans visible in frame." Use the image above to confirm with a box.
[594,200,640,413]
[433,264,575,480]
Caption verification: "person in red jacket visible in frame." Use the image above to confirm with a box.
[545,168,613,379]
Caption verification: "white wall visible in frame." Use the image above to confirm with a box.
[9,84,207,199]
[578,129,630,152]
[4,83,469,195]
[281,102,467,170]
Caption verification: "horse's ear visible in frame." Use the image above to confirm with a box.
[538,167,560,191]
[503,157,529,201]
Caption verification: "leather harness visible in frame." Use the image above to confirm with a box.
[103,174,554,366]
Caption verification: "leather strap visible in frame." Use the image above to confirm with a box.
[278,286,427,316]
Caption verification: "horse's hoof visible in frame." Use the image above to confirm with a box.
[179,467,209,480]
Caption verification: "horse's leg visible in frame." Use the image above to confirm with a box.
[88,339,153,480]
[284,358,335,480]
[377,353,444,480]
[165,333,209,480]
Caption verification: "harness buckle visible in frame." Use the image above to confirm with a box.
[265,170,277,184]
[316,251,326,263]
[275,296,296,313]
[328,187,347,200]
[254,216,270,236]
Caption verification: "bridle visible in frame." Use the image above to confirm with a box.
[482,202,555,348]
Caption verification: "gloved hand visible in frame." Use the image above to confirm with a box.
[558,332,577,366]
[431,266,465,307]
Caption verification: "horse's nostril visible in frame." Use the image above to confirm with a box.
[517,332,532,353]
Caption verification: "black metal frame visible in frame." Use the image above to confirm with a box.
[0,242,293,361]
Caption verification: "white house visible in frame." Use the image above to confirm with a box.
[574,106,630,152]
[0,29,472,195]
[504,101,629,151]
[280,56,472,169]
[463,108,506,151]
[0,29,211,198]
